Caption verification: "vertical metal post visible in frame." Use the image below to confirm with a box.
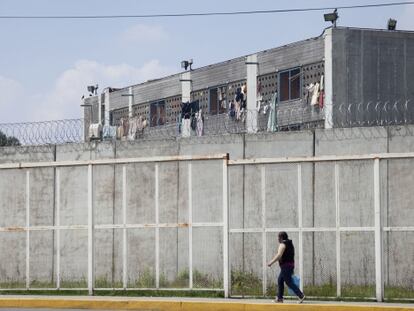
[25,170,30,289]
[261,165,267,296]
[87,164,94,295]
[297,164,303,291]
[122,165,127,289]
[188,163,193,290]
[155,164,160,289]
[56,168,61,289]
[335,163,341,297]
[223,158,229,298]
[128,86,133,119]
[374,158,384,302]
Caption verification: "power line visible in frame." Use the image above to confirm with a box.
[0,1,414,19]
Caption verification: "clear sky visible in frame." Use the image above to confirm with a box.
[0,0,413,123]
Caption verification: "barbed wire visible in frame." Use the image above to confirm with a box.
[0,118,84,146]
[1,100,414,148]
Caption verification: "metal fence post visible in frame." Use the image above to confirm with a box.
[188,163,193,290]
[261,165,267,296]
[25,170,30,290]
[122,165,127,289]
[223,157,229,298]
[155,163,160,289]
[56,168,61,289]
[374,158,384,301]
[335,163,341,297]
[297,164,304,291]
[87,164,94,295]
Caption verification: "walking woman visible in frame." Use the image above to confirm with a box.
[267,231,305,303]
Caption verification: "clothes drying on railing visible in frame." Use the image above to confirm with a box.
[319,75,325,108]
[182,119,191,137]
[306,75,324,107]
[196,109,204,137]
[88,123,102,140]
[115,116,147,140]
[128,116,148,140]
[116,118,130,140]
[234,87,246,121]
[102,125,117,140]
[267,92,278,132]
[180,100,200,138]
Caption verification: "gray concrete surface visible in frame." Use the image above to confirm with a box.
[0,126,413,297]
[331,27,414,127]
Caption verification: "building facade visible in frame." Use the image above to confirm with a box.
[83,26,414,140]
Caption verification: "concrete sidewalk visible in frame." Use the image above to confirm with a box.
[0,295,413,310]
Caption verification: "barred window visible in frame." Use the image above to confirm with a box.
[279,68,301,102]
[150,100,166,127]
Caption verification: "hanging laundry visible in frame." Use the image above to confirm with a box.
[128,116,139,140]
[256,81,263,112]
[319,75,325,108]
[134,115,147,138]
[102,125,117,140]
[89,123,102,140]
[235,100,241,121]
[122,118,129,139]
[263,103,269,115]
[311,82,320,106]
[191,115,197,131]
[196,109,204,137]
[267,92,278,132]
[176,114,182,135]
[228,101,236,119]
[241,84,247,109]
[234,88,244,121]
[116,118,124,139]
[182,119,191,137]
[181,100,199,119]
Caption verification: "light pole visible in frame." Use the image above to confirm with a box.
[121,89,134,119]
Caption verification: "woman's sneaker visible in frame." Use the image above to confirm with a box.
[298,295,306,304]
[273,299,284,303]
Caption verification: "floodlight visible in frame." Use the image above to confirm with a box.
[324,9,338,27]
[181,59,193,71]
[388,18,397,30]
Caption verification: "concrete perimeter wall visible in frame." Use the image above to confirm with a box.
[0,126,413,297]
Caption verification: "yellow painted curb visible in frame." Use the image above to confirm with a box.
[0,298,413,311]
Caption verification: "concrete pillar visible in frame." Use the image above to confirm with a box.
[246,54,258,133]
[324,28,333,129]
[104,88,110,125]
[128,87,133,118]
[180,71,192,103]
[98,93,102,125]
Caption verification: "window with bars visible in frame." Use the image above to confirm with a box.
[150,100,166,127]
[209,86,227,115]
[279,68,301,102]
